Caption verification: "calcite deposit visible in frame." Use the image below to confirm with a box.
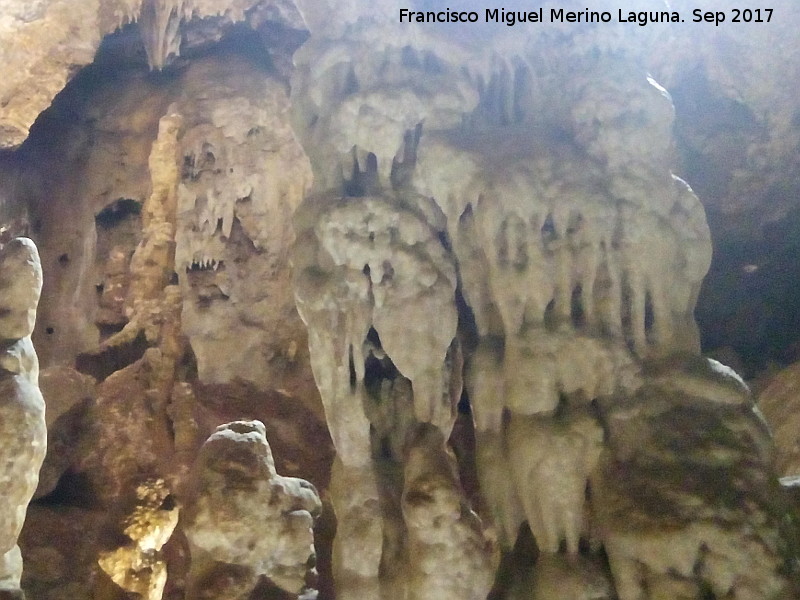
[183,421,321,599]
[0,238,45,596]
[0,0,799,599]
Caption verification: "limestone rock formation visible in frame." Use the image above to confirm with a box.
[594,357,789,600]
[287,1,794,598]
[402,426,497,600]
[0,0,799,599]
[183,420,321,599]
[759,361,800,477]
[173,57,313,393]
[0,0,301,148]
[0,238,45,596]
[34,366,95,499]
[294,192,498,600]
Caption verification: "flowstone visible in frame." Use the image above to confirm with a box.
[594,357,790,600]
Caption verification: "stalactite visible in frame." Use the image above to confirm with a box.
[139,0,187,71]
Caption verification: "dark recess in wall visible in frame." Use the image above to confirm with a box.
[671,68,800,378]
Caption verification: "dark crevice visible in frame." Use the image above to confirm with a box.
[344,149,380,197]
[34,470,96,509]
[571,285,585,329]
[76,329,149,382]
[644,289,655,344]
[540,212,556,246]
[593,257,614,338]
[620,273,635,353]
[363,328,400,399]
[390,123,423,190]
[95,198,142,229]
[487,524,539,600]
[348,344,357,392]
[544,298,557,332]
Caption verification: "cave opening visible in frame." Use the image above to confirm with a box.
[672,67,800,380]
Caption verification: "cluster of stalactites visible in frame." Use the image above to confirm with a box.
[135,0,253,70]
[460,176,708,360]
[414,135,711,425]
[293,192,460,454]
[138,0,188,70]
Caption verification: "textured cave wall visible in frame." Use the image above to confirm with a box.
[646,0,800,379]
[0,1,800,600]
[2,7,333,599]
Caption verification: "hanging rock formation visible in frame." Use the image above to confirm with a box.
[289,1,796,598]
[174,56,313,393]
[0,238,45,597]
[293,192,498,600]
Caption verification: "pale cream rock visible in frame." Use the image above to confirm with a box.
[419,138,710,365]
[402,427,498,600]
[0,545,22,592]
[173,57,313,393]
[0,238,45,596]
[474,430,524,550]
[183,421,321,597]
[294,194,459,438]
[328,457,383,600]
[408,38,713,572]
[507,411,603,556]
[0,239,43,341]
[290,26,479,194]
[293,186,486,599]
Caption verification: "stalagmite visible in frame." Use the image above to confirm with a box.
[0,238,45,597]
[293,192,465,599]
[103,109,183,350]
[593,357,789,600]
[183,421,322,599]
[402,426,498,600]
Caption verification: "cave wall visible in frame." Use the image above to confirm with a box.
[0,1,799,599]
